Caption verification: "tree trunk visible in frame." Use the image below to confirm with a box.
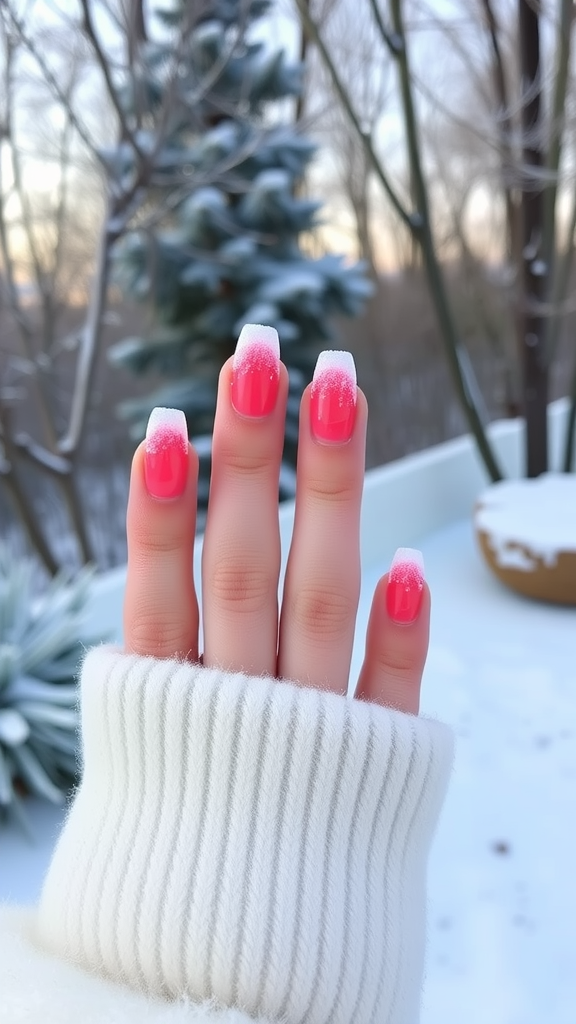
[518,0,548,476]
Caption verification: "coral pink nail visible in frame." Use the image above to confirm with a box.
[231,324,280,418]
[310,350,357,444]
[386,548,425,624]
[144,407,188,499]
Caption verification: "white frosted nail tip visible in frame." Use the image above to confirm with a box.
[389,547,425,587]
[311,350,357,407]
[145,407,188,454]
[234,324,280,370]
[313,349,356,384]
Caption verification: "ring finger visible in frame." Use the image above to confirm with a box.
[278,352,366,693]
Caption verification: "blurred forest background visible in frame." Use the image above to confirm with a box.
[0,0,575,582]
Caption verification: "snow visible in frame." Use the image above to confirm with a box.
[475,473,576,569]
[350,519,576,1024]
[253,168,290,193]
[1,518,575,1023]
[185,187,226,213]
[0,709,30,746]
[0,798,67,903]
[262,267,324,300]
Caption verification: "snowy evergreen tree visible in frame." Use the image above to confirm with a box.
[108,0,372,507]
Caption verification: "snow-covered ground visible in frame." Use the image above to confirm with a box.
[2,513,574,1024]
[408,521,574,1024]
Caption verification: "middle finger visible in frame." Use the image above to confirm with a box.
[202,325,288,675]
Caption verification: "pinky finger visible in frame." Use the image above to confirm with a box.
[354,549,430,715]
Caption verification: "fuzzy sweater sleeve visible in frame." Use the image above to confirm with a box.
[34,645,453,1024]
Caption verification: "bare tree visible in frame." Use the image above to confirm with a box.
[294,0,576,478]
[296,0,504,479]
[303,0,393,274]
[477,0,575,472]
[517,0,547,476]
[0,14,101,571]
[0,0,264,574]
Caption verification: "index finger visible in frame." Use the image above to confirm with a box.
[123,410,200,661]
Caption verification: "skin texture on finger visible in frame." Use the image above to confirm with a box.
[278,385,367,693]
[354,574,430,714]
[201,358,289,675]
[123,441,200,660]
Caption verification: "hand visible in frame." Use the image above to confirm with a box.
[123,330,429,714]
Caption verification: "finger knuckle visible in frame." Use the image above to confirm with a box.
[210,559,272,613]
[306,474,358,507]
[219,447,271,479]
[132,524,188,556]
[375,647,417,680]
[291,585,355,642]
[128,612,191,658]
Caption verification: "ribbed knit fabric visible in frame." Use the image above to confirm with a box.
[37,646,453,1024]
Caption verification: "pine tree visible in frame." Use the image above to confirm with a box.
[108,0,372,508]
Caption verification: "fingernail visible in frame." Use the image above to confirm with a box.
[310,350,357,444]
[144,407,188,499]
[231,324,280,418]
[386,548,425,624]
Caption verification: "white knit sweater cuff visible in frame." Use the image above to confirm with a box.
[37,646,453,1024]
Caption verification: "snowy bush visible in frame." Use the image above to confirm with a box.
[0,546,104,820]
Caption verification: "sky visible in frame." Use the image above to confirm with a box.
[2,0,572,273]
